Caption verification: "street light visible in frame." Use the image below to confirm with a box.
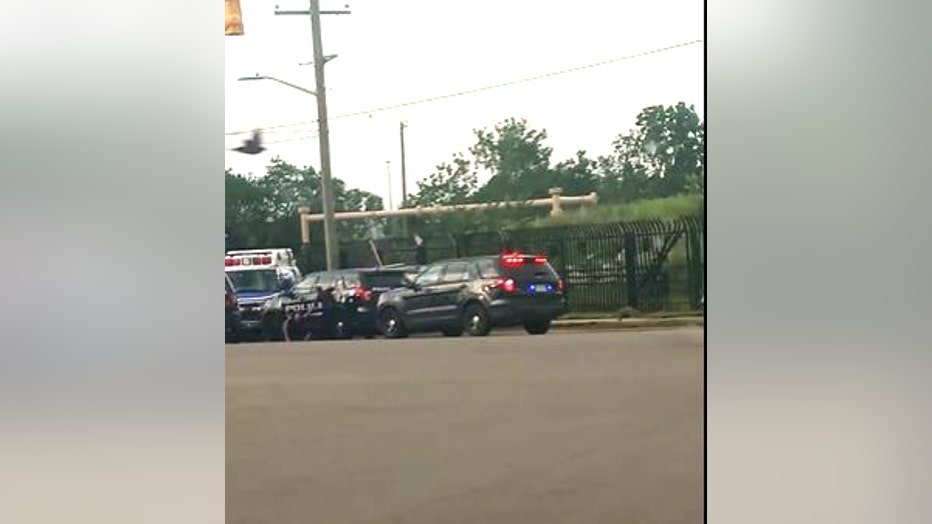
[237,74,317,96]
[237,70,340,270]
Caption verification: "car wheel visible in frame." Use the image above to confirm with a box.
[378,308,408,339]
[263,314,286,342]
[225,324,239,344]
[332,319,353,339]
[524,319,552,335]
[462,303,491,337]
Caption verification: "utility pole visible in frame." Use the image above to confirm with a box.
[399,121,409,237]
[275,1,350,270]
[399,122,408,206]
[385,160,394,211]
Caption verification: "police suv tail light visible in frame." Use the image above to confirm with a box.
[354,286,373,301]
[494,277,517,294]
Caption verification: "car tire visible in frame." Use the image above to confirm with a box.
[462,303,491,337]
[332,319,353,340]
[524,319,552,335]
[378,308,408,339]
[263,313,286,342]
[225,324,240,344]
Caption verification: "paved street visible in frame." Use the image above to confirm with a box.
[227,328,704,524]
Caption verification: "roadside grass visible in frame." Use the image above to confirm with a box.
[530,193,703,228]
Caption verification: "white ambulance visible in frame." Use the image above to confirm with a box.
[225,248,302,336]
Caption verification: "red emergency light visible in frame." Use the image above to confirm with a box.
[501,252,548,267]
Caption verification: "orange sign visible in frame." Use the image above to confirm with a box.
[225,0,244,36]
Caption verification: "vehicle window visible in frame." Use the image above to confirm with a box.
[316,273,338,289]
[341,272,360,288]
[360,271,408,288]
[225,276,234,293]
[227,269,279,293]
[500,257,560,280]
[476,259,501,278]
[415,265,444,287]
[292,274,319,295]
[442,262,470,283]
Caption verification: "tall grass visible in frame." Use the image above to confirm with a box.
[530,193,703,227]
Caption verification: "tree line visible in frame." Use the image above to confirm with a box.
[226,101,704,249]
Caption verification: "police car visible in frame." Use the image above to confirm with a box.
[224,248,302,338]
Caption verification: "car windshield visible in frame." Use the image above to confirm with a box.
[227,269,279,293]
[360,271,409,288]
[483,257,560,281]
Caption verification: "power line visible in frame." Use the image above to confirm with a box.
[265,132,319,145]
[226,39,702,137]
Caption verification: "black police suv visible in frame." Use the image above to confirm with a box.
[260,271,338,341]
[330,267,417,337]
[375,253,568,338]
[261,266,416,341]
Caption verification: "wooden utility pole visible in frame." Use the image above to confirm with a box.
[385,160,394,211]
[399,121,409,237]
[275,1,351,270]
[399,122,408,206]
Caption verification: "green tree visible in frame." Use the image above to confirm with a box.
[225,169,270,248]
[405,120,603,236]
[471,118,553,201]
[225,157,384,252]
[551,150,600,197]
[407,154,477,207]
[596,133,652,203]
[598,102,704,200]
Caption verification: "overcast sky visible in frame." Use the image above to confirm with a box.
[225,0,704,209]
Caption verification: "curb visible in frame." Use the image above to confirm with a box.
[552,317,704,330]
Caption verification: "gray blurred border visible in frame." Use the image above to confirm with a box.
[0,1,224,522]
[709,0,932,522]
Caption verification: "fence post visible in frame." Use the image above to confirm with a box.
[686,218,703,309]
[624,232,639,308]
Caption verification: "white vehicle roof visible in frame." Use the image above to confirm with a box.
[225,248,300,273]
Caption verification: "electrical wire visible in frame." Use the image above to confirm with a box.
[225,39,702,137]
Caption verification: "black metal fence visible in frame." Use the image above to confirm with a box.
[300,215,704,313]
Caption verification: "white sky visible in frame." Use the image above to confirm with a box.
[225,0,704,209]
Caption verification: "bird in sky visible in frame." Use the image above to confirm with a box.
[232,129,266,155]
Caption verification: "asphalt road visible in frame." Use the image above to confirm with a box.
[227,327,704,524]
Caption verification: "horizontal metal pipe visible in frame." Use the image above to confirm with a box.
[298,192,598,224]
